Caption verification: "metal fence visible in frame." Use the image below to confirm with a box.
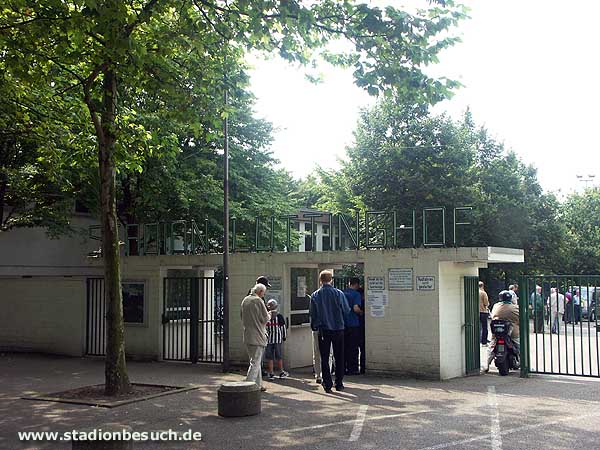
[520,275,600,377]
[464,276,481,375]
[162,277,223,363]
[86,278,106,356]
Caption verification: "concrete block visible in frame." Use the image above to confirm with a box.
[218,381,261,417]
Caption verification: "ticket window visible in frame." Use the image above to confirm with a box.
[287,267,319,368]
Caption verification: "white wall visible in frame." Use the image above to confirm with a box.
[0,277,86,356]
[0,247,519,378]
[363,250,441,378]
[438,262,480,379]
[0,215,102,277]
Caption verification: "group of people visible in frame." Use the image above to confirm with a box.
[240,271,366,394]
[240,276,289,392]
[309,272,365,393]
[479,280,586,373]
[530,286,582,334]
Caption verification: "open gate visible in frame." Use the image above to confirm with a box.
[162,277,223,363]
[520,275,600,378]
[464,276,480,375]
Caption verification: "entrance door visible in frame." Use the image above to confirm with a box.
[464,276,480,375]
[287,267,319,368]
[162,277,223,363]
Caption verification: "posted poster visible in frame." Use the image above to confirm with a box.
[388,268,413,291]
[370,305,386,318]
[297,276,307,297]
[367,276,387,318]
[367,276,385,291]
[267,276,283,313]
[367,290,389,307]
[416,276,436,291]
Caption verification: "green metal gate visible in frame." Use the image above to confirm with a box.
[86,278,106,356]
[464,276,480,375]
[520,275,600,378]
[162,277,223,363]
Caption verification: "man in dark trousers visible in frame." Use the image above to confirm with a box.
[310,270,350,393]
[343,277,363,375]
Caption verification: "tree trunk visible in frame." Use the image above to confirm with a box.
[100,68,131,396]
[0,171,7,229]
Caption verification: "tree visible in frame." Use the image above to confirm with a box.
[0,67,96,235]
[316,97,565,272]
[561,188,600,274]
[1,0,465,394]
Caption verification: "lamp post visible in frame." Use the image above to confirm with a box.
[222,52,230,372]
[576,174,596,189]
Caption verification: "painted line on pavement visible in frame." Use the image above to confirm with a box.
[349,405,368,442]
[487,386,502,450]
[417,409,600,450]
[283,408,433,434]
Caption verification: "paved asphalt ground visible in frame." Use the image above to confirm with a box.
[1,354,600,450]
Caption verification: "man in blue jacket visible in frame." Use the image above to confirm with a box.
[344,277,363,375]
[310,270,350,393]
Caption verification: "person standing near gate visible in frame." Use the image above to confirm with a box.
[310,270,350,393]
[531,285,544,333]
[343,277,363,375]
[358,285,366,374]
[241,283,270,392]
[479,281,490,345]
[573,289,582,324]
[309,293,323,384]
[548,287,565,334]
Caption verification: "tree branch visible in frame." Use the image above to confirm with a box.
[0,15,71,31]
[82,63,110,147]
[124,0,162,37]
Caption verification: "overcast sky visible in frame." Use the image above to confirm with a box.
[248,1,600,195]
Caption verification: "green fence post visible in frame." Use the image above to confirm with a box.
[519,276,530,378]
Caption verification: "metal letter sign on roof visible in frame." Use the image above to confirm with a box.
[94,206,474,257]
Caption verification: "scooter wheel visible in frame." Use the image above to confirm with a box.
[497,359,509,376]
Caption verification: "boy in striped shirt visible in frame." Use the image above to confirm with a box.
[265,299,289,379]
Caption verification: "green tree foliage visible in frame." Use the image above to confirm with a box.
[560,188,600,274]
[1,0,465,394]
[301,99,566,272]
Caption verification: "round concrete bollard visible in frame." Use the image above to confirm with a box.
[72,425,133,450]
[218,381,261,417]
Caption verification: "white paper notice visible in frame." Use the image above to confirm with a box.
[370,305,385,318]
[297,276,306,297]
[367,291,388,307]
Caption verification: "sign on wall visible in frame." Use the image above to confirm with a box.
[296,276,306,297]
[370,305,385,318]
[416,276,436,291]
[267,276,283,313]
[367,290,388,307]
[367,276,385,291]
[388,268,413,291]
[367,276,387,318]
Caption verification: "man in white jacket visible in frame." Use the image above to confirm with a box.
[241,283,270,391]
[548,287,565,334]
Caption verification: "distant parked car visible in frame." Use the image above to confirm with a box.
[589,299,598,322]
[568,286,600,320]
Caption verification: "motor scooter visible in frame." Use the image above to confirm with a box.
[490,319,519,376]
